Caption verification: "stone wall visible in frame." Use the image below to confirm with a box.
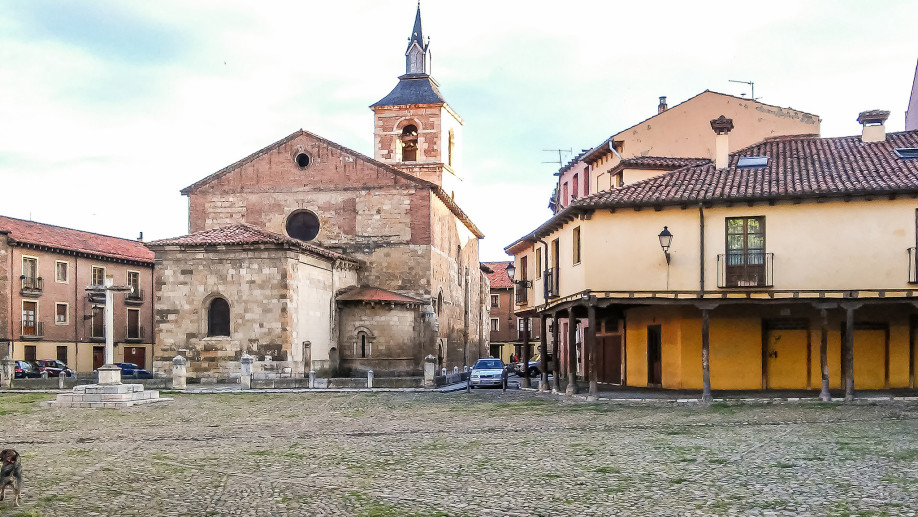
[152,245,330,379]
[337,303,433,376]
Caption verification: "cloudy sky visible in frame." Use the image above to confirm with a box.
[1,1,917,261]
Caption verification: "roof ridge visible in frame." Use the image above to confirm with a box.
[0,214,144,244]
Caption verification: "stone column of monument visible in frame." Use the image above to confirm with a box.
[91,276,132,385]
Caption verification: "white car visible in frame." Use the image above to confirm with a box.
[469,358,506,388]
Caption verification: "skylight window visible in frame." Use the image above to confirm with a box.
[894,148,918,159]
[736,156,769,169]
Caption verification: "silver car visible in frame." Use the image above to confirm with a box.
[469,358,506,388]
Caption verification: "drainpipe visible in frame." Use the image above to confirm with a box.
[698,203,705,295]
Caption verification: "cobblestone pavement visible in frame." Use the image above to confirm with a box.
[1,389,918,516]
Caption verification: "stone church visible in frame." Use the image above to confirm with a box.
[148,7,488,380]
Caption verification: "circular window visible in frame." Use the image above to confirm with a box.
[286,210,320,241]
[295,153,310,168]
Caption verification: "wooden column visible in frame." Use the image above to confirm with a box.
[587,302,598,399]
[521,316,531,389]
[539,315,549,391]
[841,303,861,402]
[697,302,717,403]
[819,308,831,401]
[551,312,561,393]
[701,308,712,403]
[566,308,578,396]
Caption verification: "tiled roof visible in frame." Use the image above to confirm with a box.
[508,130,918,249]
[575,130,918,210]
[482,261,513,289]
[147,224,355,262]
[0,215,154,264]
[336,286,422,304]
[619,156,711,169]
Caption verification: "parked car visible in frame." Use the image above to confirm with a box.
[116,362,152,378]
[13,360,41,379]
[469,358,507,388]
[34,359,74,377]
[515,354,553,377]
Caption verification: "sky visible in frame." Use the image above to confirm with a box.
[1,0,917,262]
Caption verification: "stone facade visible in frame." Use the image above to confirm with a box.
[150,241,358,379]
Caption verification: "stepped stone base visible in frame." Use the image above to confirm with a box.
[45,383,171,408]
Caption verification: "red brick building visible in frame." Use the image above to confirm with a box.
[483,261,540,363]
[149,6,487,379]
[0,216,155,373]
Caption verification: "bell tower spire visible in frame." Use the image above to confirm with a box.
[406,2,428,75]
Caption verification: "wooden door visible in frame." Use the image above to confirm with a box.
[647,325,662,386]
[124,346,146,369]
[22,301,37,336]
[92,346,105,370]
[597,335,622,384]
[765,329,809,389]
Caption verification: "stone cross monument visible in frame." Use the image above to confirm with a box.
[87,275,133,385]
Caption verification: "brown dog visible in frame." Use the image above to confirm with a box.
[0,449,21,506]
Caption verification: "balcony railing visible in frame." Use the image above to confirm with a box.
[909,248,918,284]
[20,276,43,295]
[717,252,774,288]
[21,320,43,339]
[515,283,529,305]
[125,325,145,341]
[125,288,144,305]
[88,292,106,304]
[544,268,559,299]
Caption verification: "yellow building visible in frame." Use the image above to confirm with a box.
[508,110,918,401]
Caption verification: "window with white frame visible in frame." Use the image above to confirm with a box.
[490,318,499,332]
[91,266,106,286]
[55,261,69,283]
[490,294,499,308]
[55,303,69,325]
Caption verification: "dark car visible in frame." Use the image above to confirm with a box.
[14,360,41,379]
[116,362,152,378]
[515,354,553,377]
[34,359,74,377]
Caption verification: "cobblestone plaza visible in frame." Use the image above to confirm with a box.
[2,390,918,516]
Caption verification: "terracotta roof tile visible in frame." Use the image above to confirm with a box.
[575,130,918,209]
[0,215,154,264]
[482,261,513,289]
[619,156,711,169]
[336,286,422,304]
[147,224,355,262]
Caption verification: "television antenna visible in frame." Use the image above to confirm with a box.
[543,148,572,176]
[728,79,758,101]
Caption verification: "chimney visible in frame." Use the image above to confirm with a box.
[710,115,734,169]
[658,96,667,114]
[857,110,890,143]
[137,231,143,242]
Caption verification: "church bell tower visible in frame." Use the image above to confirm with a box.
[370,4,464,195]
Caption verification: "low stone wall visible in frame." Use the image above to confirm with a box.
[2,377,173,390]
[251,377,424,389]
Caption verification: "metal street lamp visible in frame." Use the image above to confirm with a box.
[658,226,673,265]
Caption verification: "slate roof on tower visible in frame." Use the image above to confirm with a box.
[371,74,446,108]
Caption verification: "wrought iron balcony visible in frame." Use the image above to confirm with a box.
[125,325,145,342]
[20,276,43,296]
[125,288,144,305]
[20,320,43,339]
[544,268,559,299]
[515,284,529,305]
[717,252,774,288]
